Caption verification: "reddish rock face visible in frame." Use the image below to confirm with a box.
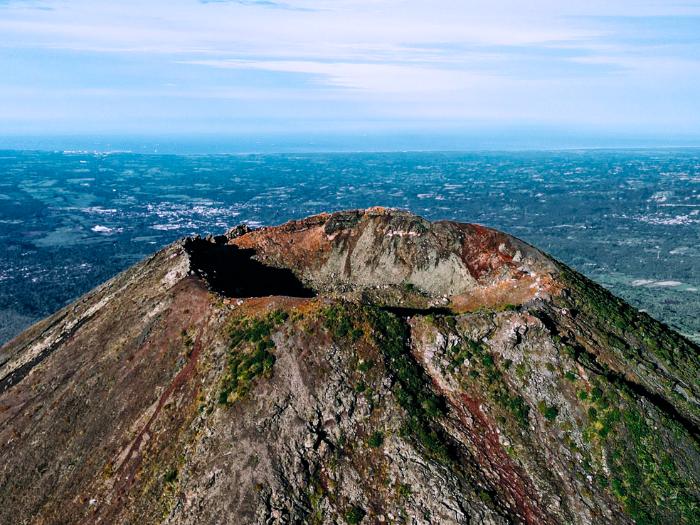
[0,209,698,525]
[228,208,560,310]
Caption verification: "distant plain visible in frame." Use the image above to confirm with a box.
[0,149,698,344]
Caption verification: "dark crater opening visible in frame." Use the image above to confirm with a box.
[184,238,316,298]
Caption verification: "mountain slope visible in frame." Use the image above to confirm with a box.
[0,208,698,525]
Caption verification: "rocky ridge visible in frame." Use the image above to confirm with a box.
[0,208,698,524]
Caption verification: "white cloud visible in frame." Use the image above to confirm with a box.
[183,59,494,93]
[0,1,601,55]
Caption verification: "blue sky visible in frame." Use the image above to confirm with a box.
[1,0,700,146]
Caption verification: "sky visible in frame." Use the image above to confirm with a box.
[1,0,700,148]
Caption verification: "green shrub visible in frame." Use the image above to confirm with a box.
[345,506,366,524]
[538,401,559,421]
[164,468,178,483]
[357,359,375,373]
[590,387,603,401]
[447,345,471,368]
[397,483,411,497]
[269,309,288,325]
[368,431,384,448]
[322,304,363,341]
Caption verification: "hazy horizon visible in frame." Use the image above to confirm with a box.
[2,130,700,155]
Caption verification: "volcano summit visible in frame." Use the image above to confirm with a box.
[0,208,698,524]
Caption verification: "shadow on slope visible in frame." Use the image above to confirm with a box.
[184,238,315,298]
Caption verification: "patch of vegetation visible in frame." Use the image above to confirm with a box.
[558,265,700,413]
[445,342,471,369]
[218,311,287,406]
[269,309,289,325]
[454,338,531,428]
[318,303,456,461]
[515,362,529,380]
[402,282,418,293]
[590,387,603,402]
[306,476,327,525]
[357,359,375,373]
[495,303,519,312]
[344,505,366,524]
[478,489,495,504]
[364,307,454,462]
[396,483,412,498]
[367,431,384,448]
[579,378,700,524]
[163,467,178,483]
[504,395,530,426]
[322,303,364,341]
[537,401,559,421]
[609,406,698,523]
[481,353,495,368]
